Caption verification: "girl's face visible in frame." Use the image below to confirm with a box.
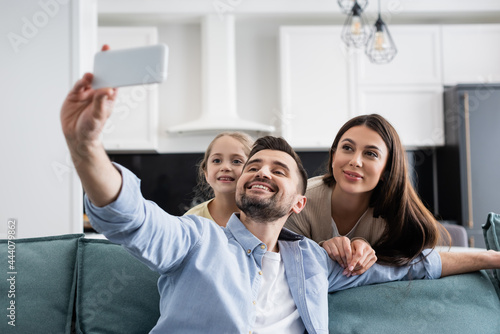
[205,136,248,196]
[331,125,389,197]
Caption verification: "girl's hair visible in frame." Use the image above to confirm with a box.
[323,114,449,266]
[191,132,254,205]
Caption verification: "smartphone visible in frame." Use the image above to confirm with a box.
[92,44,169,89]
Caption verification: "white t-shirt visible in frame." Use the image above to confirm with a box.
[254,251,305,334]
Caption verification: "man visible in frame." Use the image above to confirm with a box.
[61,73,500,334]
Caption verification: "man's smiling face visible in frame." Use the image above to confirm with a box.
[236,149,303,223]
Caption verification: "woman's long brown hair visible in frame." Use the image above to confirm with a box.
[323,114,449,265]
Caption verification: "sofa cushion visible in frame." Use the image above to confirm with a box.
[328,271,500,333]
[0,233,82,333]
[75,238,160,334]
[483,212,500,282]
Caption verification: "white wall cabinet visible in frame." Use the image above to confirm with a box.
[357,26,442,86]
[356,25,444,147]
[98,27,159,152]
[280,25,444,149]
[441,24,500,85]
[357,86,444,147]
[279,26,353,149]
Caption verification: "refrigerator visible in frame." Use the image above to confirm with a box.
[436,84,500,248]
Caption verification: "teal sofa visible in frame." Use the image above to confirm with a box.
[1,213,500,333]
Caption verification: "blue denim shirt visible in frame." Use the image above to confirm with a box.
[85,164,441,334]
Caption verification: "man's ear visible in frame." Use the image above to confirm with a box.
[291,195,307,214]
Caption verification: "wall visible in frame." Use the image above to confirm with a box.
[100,9,500,153]
[100,16,346,153]
[0,0,95,238]
[2,1,500,238]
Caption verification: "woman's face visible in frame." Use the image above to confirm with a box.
[331,125,389,197]
[205,136,248,196]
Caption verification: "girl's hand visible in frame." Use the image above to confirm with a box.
[321,237,377,276]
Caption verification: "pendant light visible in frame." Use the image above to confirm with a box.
[365,0,397,63]
[341,1,371,48]
[337,0,368,14]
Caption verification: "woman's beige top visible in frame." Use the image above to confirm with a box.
[285,176,386,244]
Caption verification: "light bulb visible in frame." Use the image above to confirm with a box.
[351,16,362,35]
[365,17,398,64]
[374,31,385,51]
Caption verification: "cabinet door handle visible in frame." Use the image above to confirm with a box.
[463,92,474,229]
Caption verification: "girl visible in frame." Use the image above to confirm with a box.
[285,114,449,274]
[184,132,254,227]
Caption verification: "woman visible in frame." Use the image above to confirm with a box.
[285,114,449,274]
[184,132,254,227]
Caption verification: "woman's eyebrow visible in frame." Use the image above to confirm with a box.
[365,145,382,152]
[341,138,382,152]
[341,138,355,145]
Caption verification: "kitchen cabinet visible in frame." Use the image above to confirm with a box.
[98,27,160,152]
[442,24,500,85]
[355,25,444,147]
[279,26,353,149]
[357,26,442,86]
[279,25,444,148]
[357,86,444,147]
[436,84,500,248]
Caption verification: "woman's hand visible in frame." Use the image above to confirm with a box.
[321,237,377,276]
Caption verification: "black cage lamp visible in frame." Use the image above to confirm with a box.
[341,1,371,48]
[365,1,398,63]
[337,0,368,14]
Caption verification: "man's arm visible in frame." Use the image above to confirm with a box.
[439,250,500,277]
[60,67,122,207]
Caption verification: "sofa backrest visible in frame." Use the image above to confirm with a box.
[0,234,82,333]
[329,271,500,333]
[75,238,160,334]
[0,234,160,334]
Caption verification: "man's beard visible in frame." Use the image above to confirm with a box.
[236,188,290,223]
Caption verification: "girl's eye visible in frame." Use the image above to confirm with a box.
[212,158,221,164]
[233,159,244,165]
